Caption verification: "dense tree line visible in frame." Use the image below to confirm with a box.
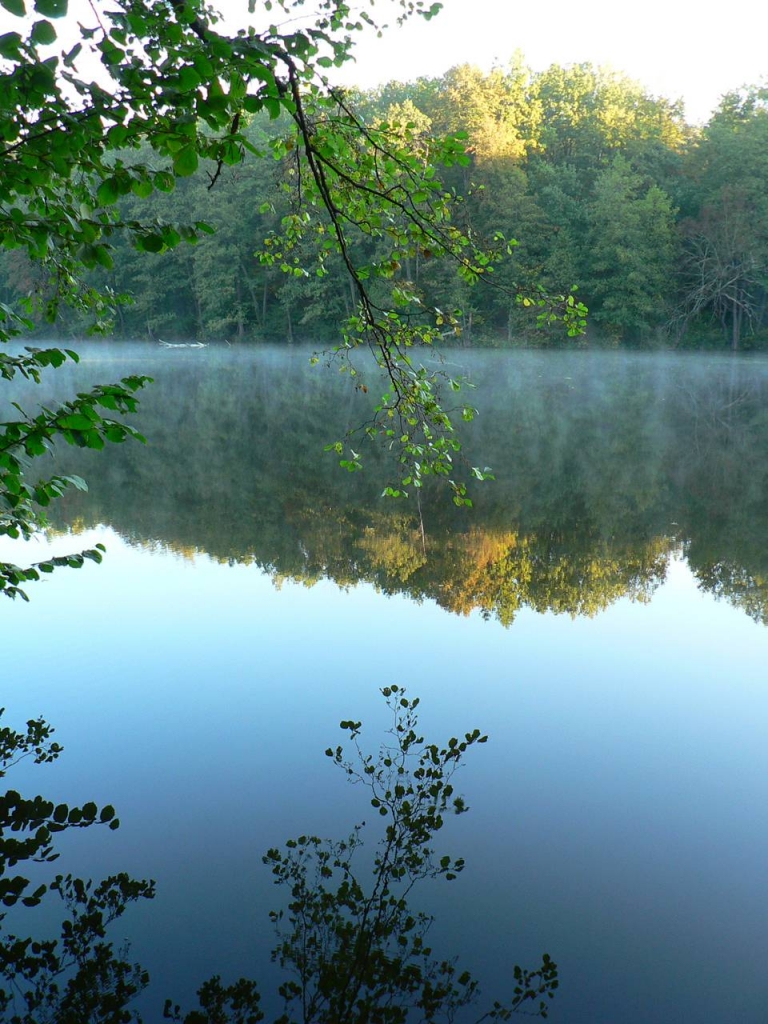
[4,57,766,350]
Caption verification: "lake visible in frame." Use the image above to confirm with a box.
[2,344,768,1023]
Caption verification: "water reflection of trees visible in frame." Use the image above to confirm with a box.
[1,691,558,1023]
[30,347,768,625]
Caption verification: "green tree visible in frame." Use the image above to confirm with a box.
[531,63,687,173]
[584,156,677,339]
[676,88,768,348]
[524,161,586,303]
[531,63,604,167]
[424,64,528,164]
[187,126,285,342]
[677,190,768,350]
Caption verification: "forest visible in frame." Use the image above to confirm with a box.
[3,56,766,350]
[3,3,768,1019]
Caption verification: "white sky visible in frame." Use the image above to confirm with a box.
[13,0,767,125]
[318,0,768,124]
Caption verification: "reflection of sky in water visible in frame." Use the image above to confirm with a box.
[3,527,768,1023]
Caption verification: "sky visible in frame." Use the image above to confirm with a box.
[17,0,767,125]
[320,0,768,124]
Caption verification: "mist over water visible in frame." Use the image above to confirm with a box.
[3,344,768,1023]
[13,343,768,625]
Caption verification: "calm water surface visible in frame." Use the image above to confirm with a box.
[2,345,768,1023]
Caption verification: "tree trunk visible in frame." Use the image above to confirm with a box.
[236,277,245,339]
[238,254,260,329]
[732,295,741,352]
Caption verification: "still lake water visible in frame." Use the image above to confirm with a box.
[2,344,768,1023]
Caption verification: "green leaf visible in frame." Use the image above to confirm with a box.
[94,245,113,269]
[100,41,123,65]
[154,170,175,193]
[34,0,66,15]
[173,146,198,176]
[264,97,281,119]
[192,52,213,77]
[1,0,25,16]
[84,431,105,450]
[138,233,164,253]
[96,178,119,206]
[30,18,56,43]
[177,65,201,92]
[131,178,153,199]
[0,32,22,59]
[57,414,95,430]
